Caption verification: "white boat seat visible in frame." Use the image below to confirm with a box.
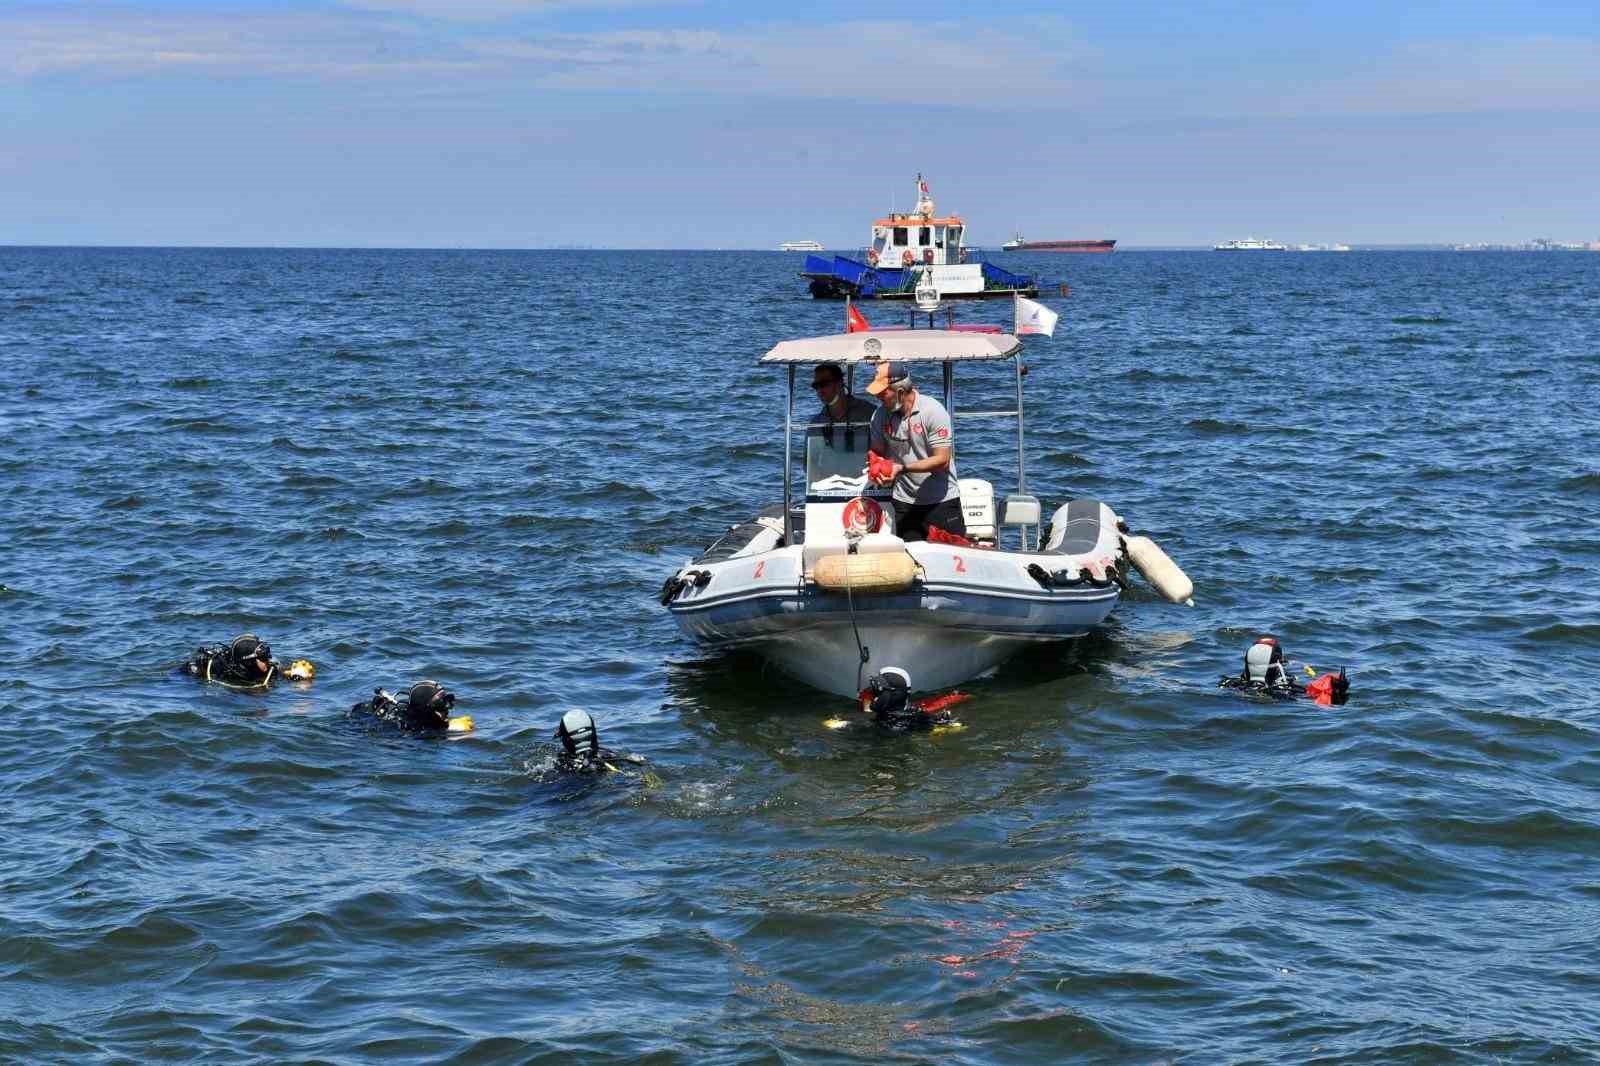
[958,478,996,543]
[1001,494,1041,551]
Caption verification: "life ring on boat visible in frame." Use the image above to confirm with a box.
[901,250,915,267]
[923,247,935,265]
[866,248,880,267]
[841,496,884,534]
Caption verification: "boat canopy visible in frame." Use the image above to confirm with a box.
[760,330,1021,366]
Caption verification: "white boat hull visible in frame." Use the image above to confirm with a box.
[667,529,1123,698]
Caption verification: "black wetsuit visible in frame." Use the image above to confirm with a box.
[183,646,284,689]
[556,748,645,775]
[348,690,450,734]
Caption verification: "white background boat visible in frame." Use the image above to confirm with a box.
[780,240,824,252]
[1214,237,1289,251]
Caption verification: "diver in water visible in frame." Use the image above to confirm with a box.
[349,680,473,734]
[857,668,966,733]
[183,634,313,689]
[553,709,644,773]
[1219,636,1349,706]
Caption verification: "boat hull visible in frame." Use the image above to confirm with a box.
[667,540,1121,698]
[1002,239,1116,253]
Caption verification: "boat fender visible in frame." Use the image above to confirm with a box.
[1051,568,1083,587]
[689,569,712,588]
[1026,563,1052,589]
[1121,534,1195,606]
[659,574,685,605]
[814,551,917,594]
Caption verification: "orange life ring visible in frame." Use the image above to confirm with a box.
[841,496,884,534]
[900,249,914,268]
[922,247,935,265]
[866,248,880,266]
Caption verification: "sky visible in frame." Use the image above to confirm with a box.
[2,0,1598,247]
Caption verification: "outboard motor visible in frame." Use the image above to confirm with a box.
[556,709,600,761]
[1242,636,1290,689]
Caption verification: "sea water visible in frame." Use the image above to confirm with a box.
[2,247,1597,1062]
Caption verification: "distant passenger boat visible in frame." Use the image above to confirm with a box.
[1000,234,1116,253]
[1214,238,1288,251]
[780,240,825,252]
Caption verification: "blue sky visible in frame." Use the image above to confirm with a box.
[3,1,1597,247]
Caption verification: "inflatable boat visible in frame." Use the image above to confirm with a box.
[662,329,1192,698]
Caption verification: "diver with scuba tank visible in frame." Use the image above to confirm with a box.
[552,710,644,774]
[349,680,474,734]
[183,634,314,689]
[1219,636,1349,706]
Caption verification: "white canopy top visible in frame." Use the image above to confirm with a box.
[759,330,1022,365]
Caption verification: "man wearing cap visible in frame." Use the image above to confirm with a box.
[809,362,878,449]
[865,361,966,542]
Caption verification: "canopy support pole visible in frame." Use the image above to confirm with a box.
[783,364,795,546]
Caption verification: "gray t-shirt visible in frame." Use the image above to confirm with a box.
[870,392,959,504]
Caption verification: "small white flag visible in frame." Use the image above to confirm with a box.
[1014,296,1058,337]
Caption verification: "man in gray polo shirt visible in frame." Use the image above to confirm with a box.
[866,361,967,542]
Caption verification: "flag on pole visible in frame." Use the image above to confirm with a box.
[1014,295,1058,337]
[847,301,871,333]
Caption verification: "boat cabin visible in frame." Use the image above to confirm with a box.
[864,175,967,269]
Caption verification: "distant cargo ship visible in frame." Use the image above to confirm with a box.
[1000,234,1116,253]
[779,240,824,252]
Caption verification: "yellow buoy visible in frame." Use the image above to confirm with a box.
[813,551,916,594]
[447,715,475,733]
[284,659,315,681]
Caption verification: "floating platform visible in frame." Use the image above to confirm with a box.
[801,254,1038,301]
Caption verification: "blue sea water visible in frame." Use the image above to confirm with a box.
[2,246,1598,1063]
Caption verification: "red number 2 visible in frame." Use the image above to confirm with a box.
[954,556,967,574]
[753,561,766,579]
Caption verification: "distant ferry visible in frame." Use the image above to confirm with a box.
[1000,234,1116,253]
[779,240,824,252]
[1214,238,1289,251]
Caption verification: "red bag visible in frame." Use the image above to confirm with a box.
[1306,674,1336,706]
[866,450,896,483]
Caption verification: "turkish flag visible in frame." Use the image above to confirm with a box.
[847,304,870,333]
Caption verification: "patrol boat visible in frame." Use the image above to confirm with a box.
[661,323,1194,699]
[800,174,1038,301]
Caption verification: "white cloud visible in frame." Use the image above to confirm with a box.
[477,18,1100,109]
[4,8,1596,123]
[336,0,651,20]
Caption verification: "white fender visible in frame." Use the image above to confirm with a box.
[1122,534,1194,606]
